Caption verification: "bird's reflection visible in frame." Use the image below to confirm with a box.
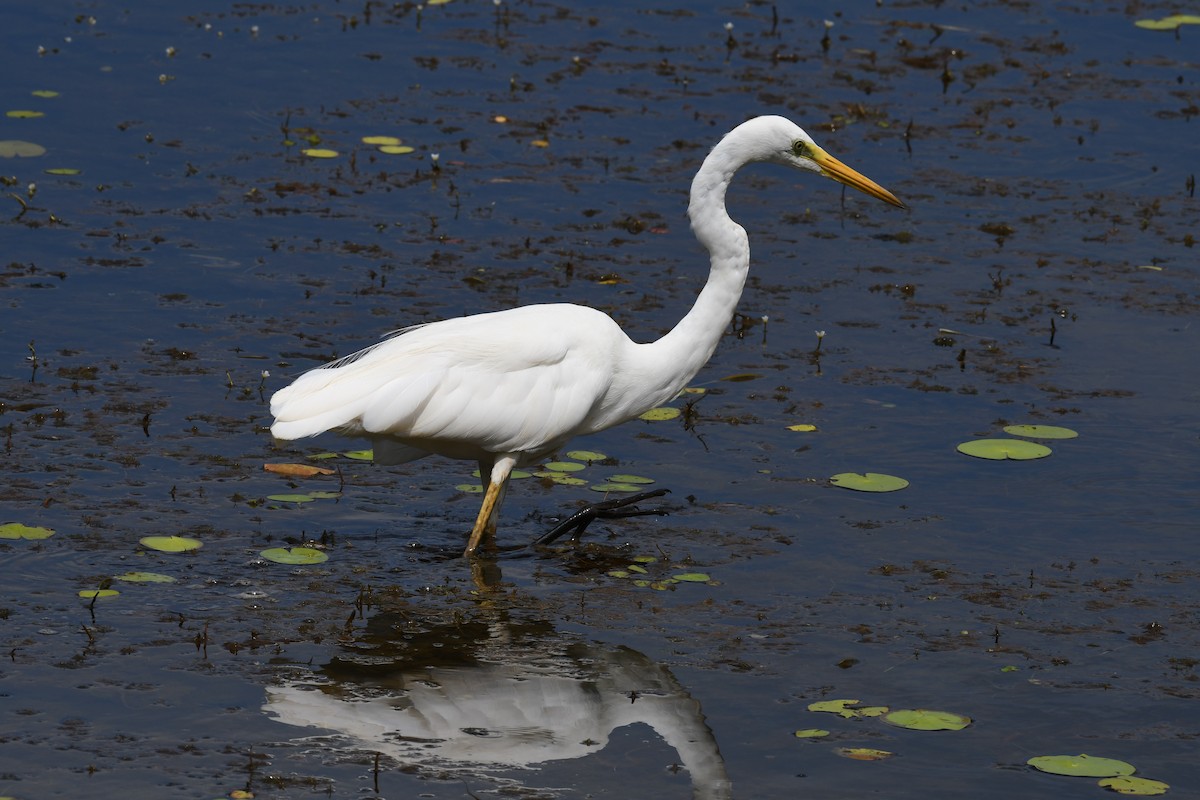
[264,608,731,798]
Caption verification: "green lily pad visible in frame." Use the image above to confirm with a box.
[590,482,644,493]
[0,140,46,157]
[361,135,402,146]
[1003,424,1078,440]
[115,571,176,583]
[260,546,329,565]
[632,555,657,564]
[808,699,861,717]
[536,473,588,486]
[267,493,315,503]
[44,167,81,175]
[639,407,680,421]
[883,708,972,731]
[787,423,818,432]
[609,474,654,484]
[566,450,607,462]
[139,535,202,553]
[544,461,586,472]
[379,145,415,154]
[79,588,119,600]
[31,89,60,98]
[1135,14,1200,29]
[1098,776,1169,796]
[307,490,342,499]
[6,110,45,119]
[837,747,893,761]
[830,472,909,492]
[301,148,338,158]
[0,522,55,540]
[607,569,630,578]
[958,439,1052,460]
[672,572,711,582]
[1027,754,1136,778]
[794,728,830,738]
[855,706,890,718]
[455,483,483,493]
[341,449,374,460]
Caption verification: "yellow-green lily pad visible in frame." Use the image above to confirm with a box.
[32,89,60,98]
[536,473,588,486]
[787,423,818,432]
[544,461,586,472]
[639,407,680,421]
[837,747,893,761]
[79,588,120,600]
[1135,14,1200,30]
[341,449,373,460]
[590,482,644,493]
[830,472,909,492]
[566,450,607,462]
[1003,424,1078,440]
[379,145,415,154]
[672,572,711,582]
[794,728,830,738]
[1098,776,1169,796]
[361,135,402,145]
[267,493,315,503]
[958,439,1052,460]
[44,167,81,175]
[6,110,45,119]
[139,535,203,553]
[1027,754,1136,778]
[115,571,176,583]
[455,483,483,493]
[0,140,46,157]
[0,522,55,540]
[260,546,329,565]
[301,148,339,158]
[610,474,654,484]
[883,708,972,731]
[808,699,861,717]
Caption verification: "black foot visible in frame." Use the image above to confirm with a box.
[533,488,671,546]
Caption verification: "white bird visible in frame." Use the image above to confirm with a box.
[270,115,904,556]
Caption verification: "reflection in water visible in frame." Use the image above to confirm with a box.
[265,610,730,798]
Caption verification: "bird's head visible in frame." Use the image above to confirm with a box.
[735,115,905,209]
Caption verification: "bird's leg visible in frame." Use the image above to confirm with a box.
[534,488,671,546]
[464,455,516,557]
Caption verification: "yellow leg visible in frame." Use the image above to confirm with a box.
[464,455,515,557]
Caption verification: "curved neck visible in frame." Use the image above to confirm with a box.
[644,138,750,393]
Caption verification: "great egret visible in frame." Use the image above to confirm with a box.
[270,115,904,556]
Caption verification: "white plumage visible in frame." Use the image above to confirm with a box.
[270,115,903,555]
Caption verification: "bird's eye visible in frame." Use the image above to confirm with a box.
[791,140,811,158]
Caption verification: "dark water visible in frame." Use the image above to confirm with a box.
[1,1,1197,798]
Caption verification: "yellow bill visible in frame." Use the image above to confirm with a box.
[809,144,905,208]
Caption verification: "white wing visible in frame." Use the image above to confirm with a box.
[270,304,627,462]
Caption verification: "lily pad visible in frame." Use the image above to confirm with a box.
[0,140,46,157]
[639,407,680,421]
[301,148,339,158]
[267,493,315,503]
[379,145,415,154]
[672,572,711,582]
[1003,424,1078,440]
[260,546,329,565]
[1098,776,1169,796]
[115,571,176,583]
[830,472,909,492]
[590,482,644,493]
[361,135,402,145]
[6,110,45,119]
[566,450,607,462]
[31,89,60,98]
[544,461,586,472]
[1027,754,1136,778]
[837,748,893,761]
[787,423,818,432]
[534,472,588,485]
[958,439,1052,460]
[0,522,55,540]
[609,474,654,484]
[808,698,862,717]
[79,589,120,600]
[794,728,830,739]
[883,708,972,731]
[455,483,483,493]
[341,449,374,460]
[139,535,203,553]
[1135,14,1200,30]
